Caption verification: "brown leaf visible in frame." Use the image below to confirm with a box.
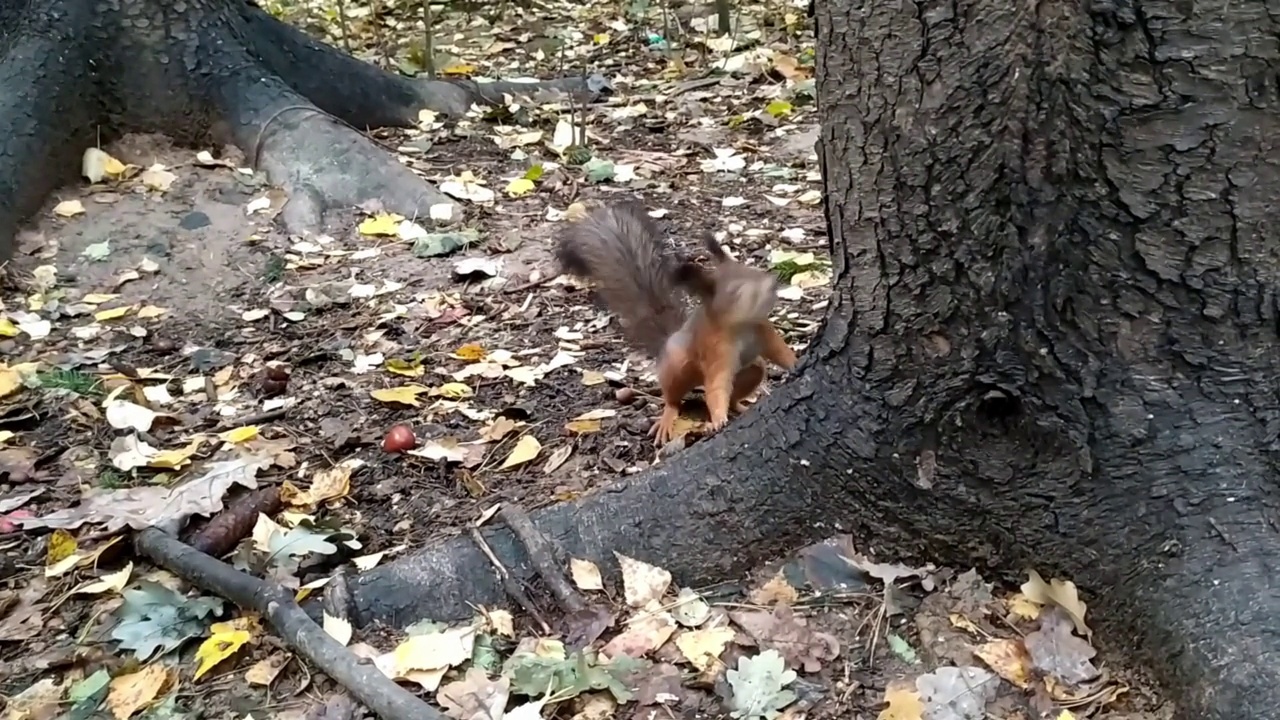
[631,662,686,706]
[1023,607,1099,687]
[436,667,510,720]
[0,578,49,641]
[973,638,1032,689]
[728,605,839,673]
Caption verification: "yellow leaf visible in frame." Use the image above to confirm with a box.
[1006,592,1042,620]
[219,425,260,443]
[434,382,474,399]
[358,213,404,236]
[82,293,120,304]
[675,626,735,671]
[95,305,136,321]
[107,663,172,720]
[500,435,541,469]
[878,682,924,720]
[441,63,476,76]
[385,357,424,378]
[46,529,78,566]
[593,32,611,44]
[505,177,536,197]
[0,430,13,443]
[194,629,252,681]
[1056,712,1077,720]
[305,463,353,505]
[564,419,601,434]
[149,438,203,469]
[0,318,17,337]
[0,366,23,399]
[136,305,167,319]
[453,344,486,361]
[103,155,128,176]
[1021,570,1091,636]
[371,384,429,406]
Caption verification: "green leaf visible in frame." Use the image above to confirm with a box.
[725,650,798,720]
[266,526,338,563]
[886,632,919,664]
[764,100,793,117]
[109,581,224,661]
[61,668,111,720]
[582,158,616,184]
[524,165,545,182]
[412,230,479,258]
[81,240,111,261]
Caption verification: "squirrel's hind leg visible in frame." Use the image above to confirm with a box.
[730,362,766,414]
[651,350,698,447]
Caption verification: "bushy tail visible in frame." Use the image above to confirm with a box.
[556,203,689,357]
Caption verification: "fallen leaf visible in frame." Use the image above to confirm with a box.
[245,652,290,686]
[194,625,253,681]
[22,455,269,532]
[1021,570,1090,637]
[616,553,672,607]
[73,562,133,595]
[371,385,430,406]
[324,613,353,646]
[106,663,172,719]
[878,681,924,720]
[570,558,604,591]
[675,626,735,671]
[499,435,541,469]
[974,638,1032,689]
[105,400,157,432]
[218,425,259,444]
[437,667,511,720]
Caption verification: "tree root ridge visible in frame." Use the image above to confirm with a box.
[0,0,610,252]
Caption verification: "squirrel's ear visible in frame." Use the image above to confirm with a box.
[675,261,717,299]
[701,234,730,262]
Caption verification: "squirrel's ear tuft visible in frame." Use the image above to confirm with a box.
[675,261,717,299]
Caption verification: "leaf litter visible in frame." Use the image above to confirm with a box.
[0,0,1163,717]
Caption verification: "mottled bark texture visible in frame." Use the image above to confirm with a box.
[347,1,1280,719]
[0,0,606,257]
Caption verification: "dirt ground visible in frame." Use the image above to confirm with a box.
[0,1,1171,719]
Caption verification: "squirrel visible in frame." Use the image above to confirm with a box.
[555,202,797,446]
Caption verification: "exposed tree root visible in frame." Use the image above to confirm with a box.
[0,0,609,256]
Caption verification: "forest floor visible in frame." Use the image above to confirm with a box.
[0,1,1170,719]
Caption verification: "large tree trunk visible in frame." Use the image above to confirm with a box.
[342,1,1280,719]
[0,0,604,258]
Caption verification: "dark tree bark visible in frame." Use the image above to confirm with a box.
[338,1,1280,719]
[0,0,606,258]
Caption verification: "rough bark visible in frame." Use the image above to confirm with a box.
[0,0,607,258]
[343,2,1280,720]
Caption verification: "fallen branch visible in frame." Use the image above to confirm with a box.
[134,528,445,720]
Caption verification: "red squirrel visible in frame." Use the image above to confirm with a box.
[556,203,797,445]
